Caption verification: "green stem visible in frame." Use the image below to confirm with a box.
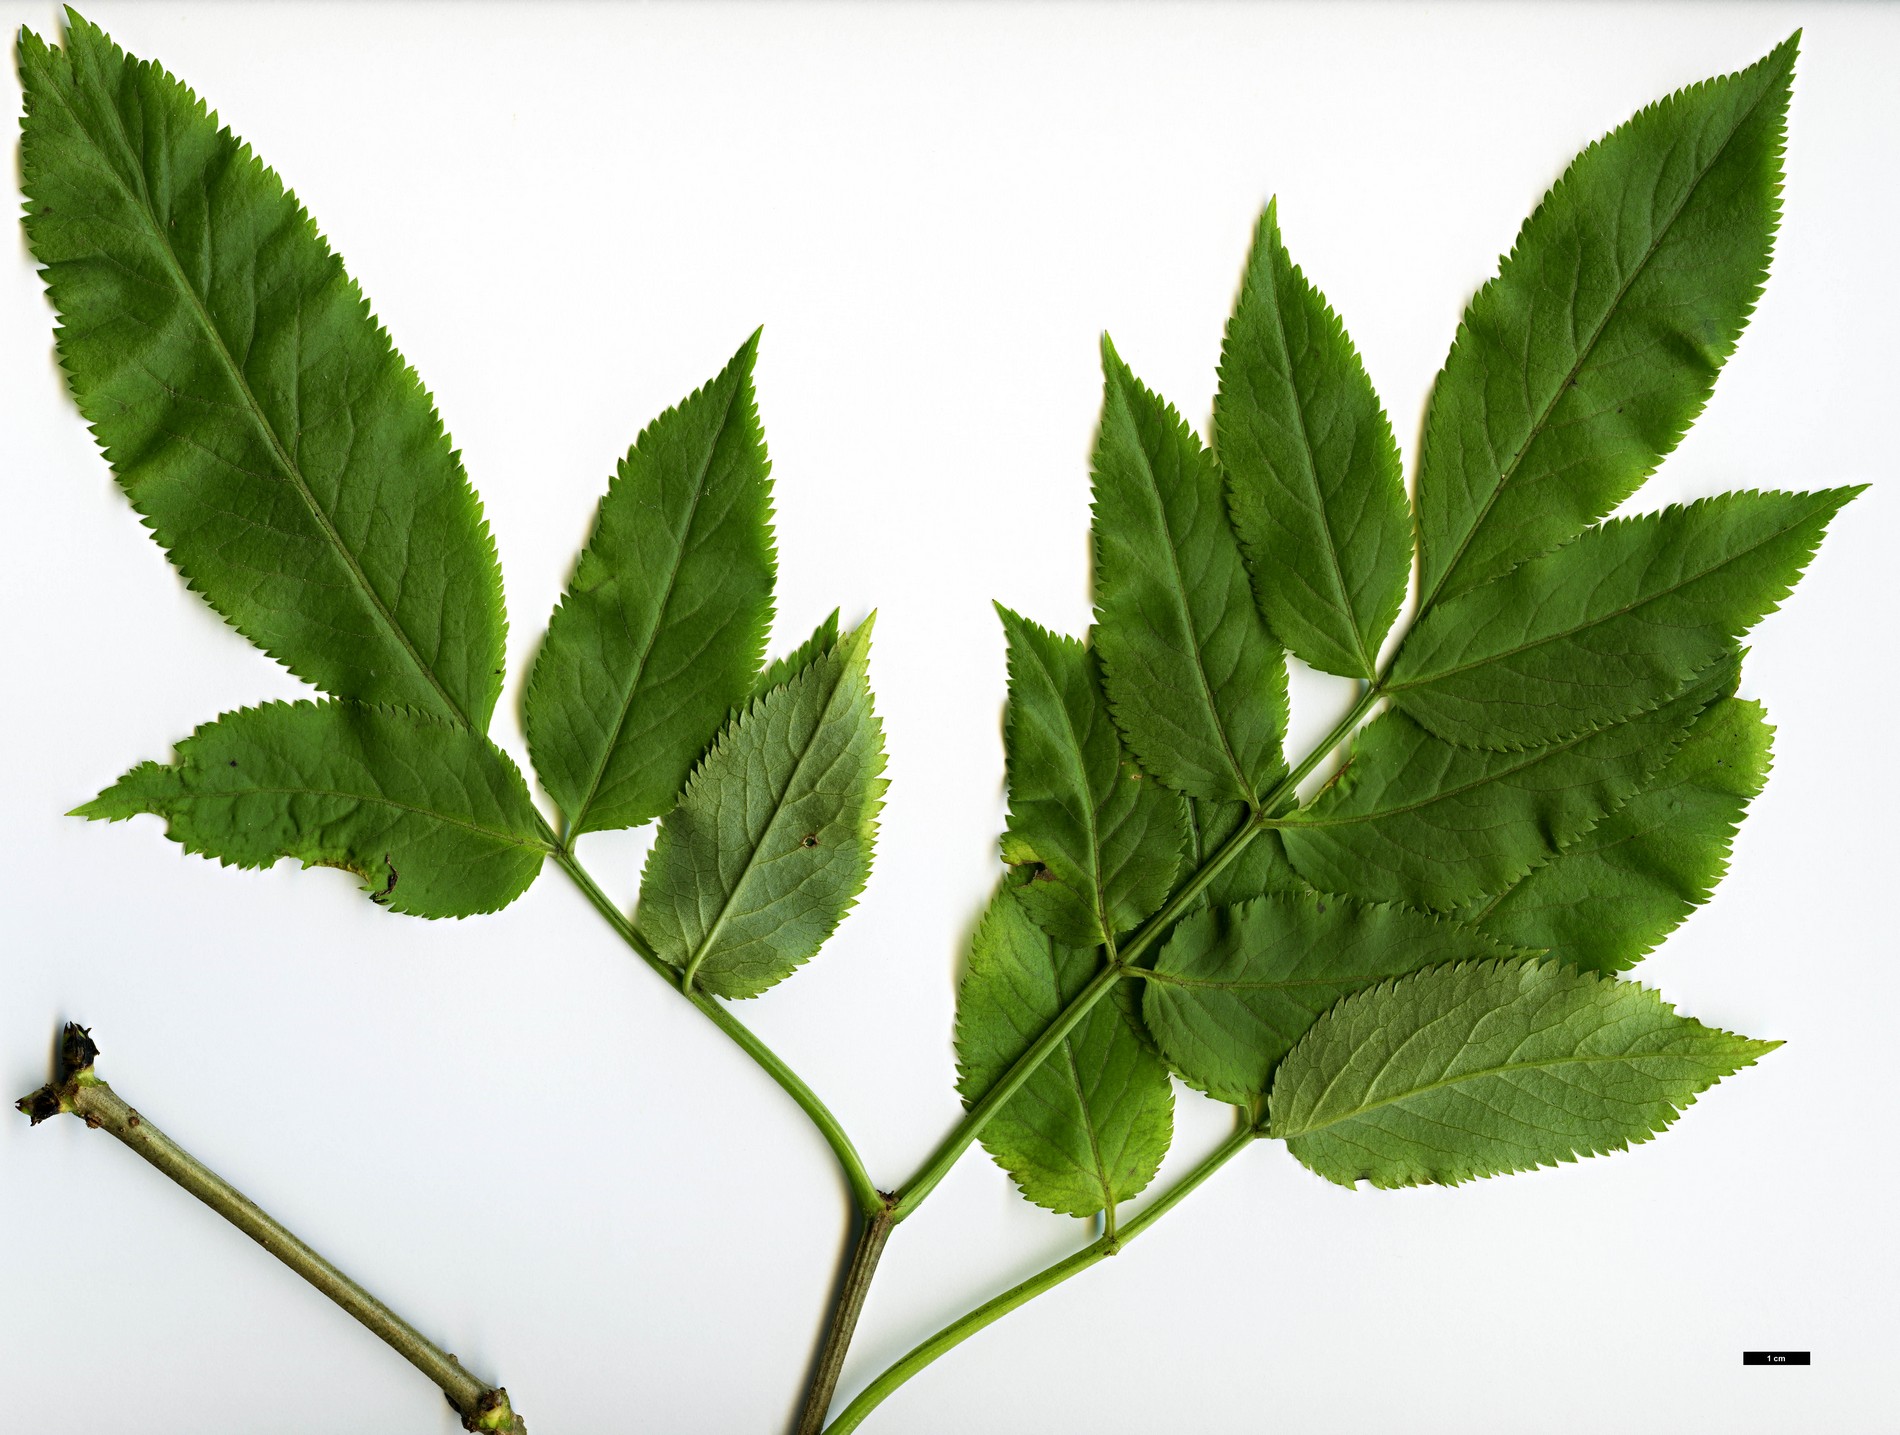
[795,1201,898,1435]
[1116,812,1268,970]
[890,958,1123,1222]
[550,846,884,1219]
[16,1025,523,1434]
[891,793,1275,1224]
[824,1124,1260,1435]
[1261,680,1385,818]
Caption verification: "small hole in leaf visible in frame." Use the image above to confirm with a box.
[800,833,819,848]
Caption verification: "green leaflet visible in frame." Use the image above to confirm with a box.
[1415,36,1796,609]
[1092,339,1289,804]
[997,607,1186,946]
[1462,696,1772,971]
[1181,799,1311,912]
[1214,201,1411,681]
[636,620,886,1000]
[19,18,506,730]
[1142,895,1512,1104]
[74,701,546,918]
[1276,662,1730,911]
[1268,960,1776,1188]
[955,885,1173,1218]
[1390,490,1859,749]
[526,338,776,836]
[755,609,842,697]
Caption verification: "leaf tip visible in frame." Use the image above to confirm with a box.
[1251,195,1283,251]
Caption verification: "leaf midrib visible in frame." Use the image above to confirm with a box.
[1148,967,1423,994]
[1016,634,1113,939]
[1270,716,1627,829]
[681,651,855,986]
[176,784,544,848]
[1419,75,1777,613]
[1045,946,1114,1216]
[566,377,744,834]
[1279,1046,1723,1138]
[1251,246,1372,677]
[1115,391,1256,802]
[1392,503,1819,690]
[50,67,473,729]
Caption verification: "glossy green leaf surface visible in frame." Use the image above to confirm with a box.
[20,18,506,729]
[1269,960,1776,1188]
[1143,894,1512,1103]
[1390,490,1857,748]
[75,701,545,918]
[955,886,1173,1218]
[636,621,885,1000]
[1276,663,1728,911]
[1092,340,1288,803]
[997,607,1186,946]
[526,337,775,836]
[1215,201,1411,680]
[1462,695,1771,971]
[1415,36,1796,608]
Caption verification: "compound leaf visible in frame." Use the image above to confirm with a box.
[997,607,1186,946]
[526,336,776,836]
[1143,894,1513,1103]
[1415,36,1797,608]
[1269,959,1776,1188]
[1276,660,1731,911]
[1093,339,1288,804]
[955,884,1173,1218]
[74,701,545,918]
[636,619,885,1000]
[1215,201,1410,681]
[19,17,506,729]
[1390,490,1858,748]
[1461,695,1772,971]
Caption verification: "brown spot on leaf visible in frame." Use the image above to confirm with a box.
[368,857,400,905]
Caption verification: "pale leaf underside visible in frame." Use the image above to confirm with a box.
[1269,959,1776,1188]
[1143,893,1515,1103]
[755,609,842,698]
[636,621,886,1000]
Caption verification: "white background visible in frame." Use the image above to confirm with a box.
[2,3,1895,1431]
